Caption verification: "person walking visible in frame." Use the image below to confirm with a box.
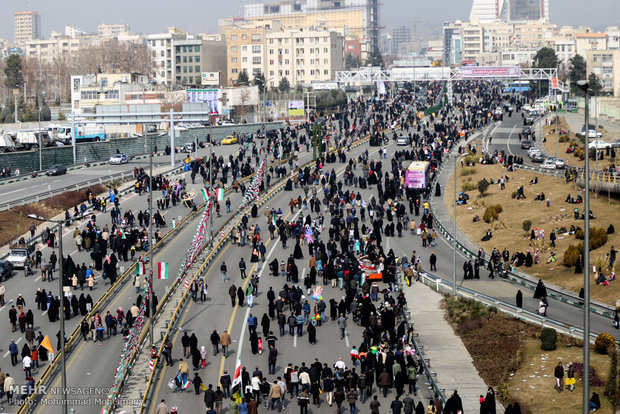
[9,339,19,366]
[268,345,278,375]
[220,330,232,357]
[346,387,358,414]
[369,395,381,414]
[210,329,220,356]
[390,395,404,414]
[429,252,437,272]
[554,361,564,391]
[239,258,247,279]
[221,262,228,282]
[337,313,347,339]
[297,389,310,414]
[220,371,232,398]
[269,380,283,411]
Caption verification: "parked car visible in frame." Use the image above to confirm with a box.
[588,140,611,149]
[553,158,566,169]
[531,153,544,163]
[182,143,195,153]
[521,140,533,149]
[610,139,620,148]
[542,159,557,169]
[222,136,238,145]
[6,243,32,269]
[582,129,603,138]
[46,164,67,176]
[220,120,235,126]
[0,260,14,282]
[109,154,129,164]
[396,136,409,146]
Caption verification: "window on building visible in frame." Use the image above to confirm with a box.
[242,45,248,51]
[183,46,187,53]
[183,56,187,63]
[242,34,247,40]
[285,70,289,76]
[231,57,238,63]
[195,55,200,63]
[253,45,261,53]
[231,46,237,52]
[176,65,181,72]
[195,65,200,72]
[188,56,193,63]
[252,34,260,41]
[230,35,237,40]
[253,57,261,64]
[253,68,261,74]
[270,59,274,65]
[270,71,274,76]
[242,57,247,63]
[232,68,238,74]
[324,69,329,75]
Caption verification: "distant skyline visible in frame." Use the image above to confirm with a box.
[1,0,618,42]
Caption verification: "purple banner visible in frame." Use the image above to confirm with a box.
[461,66,521,78]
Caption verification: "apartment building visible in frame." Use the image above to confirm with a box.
[25,36,83,63]
[220,20,283,85]
[460,20,484,63]
[553,39,576,70]
[586,50,620,97]
[146,29,187,85]
[264,28,344,88]
[98,24,131,38]
[70,72,150,114]
[576,33,608,57]
[173,35,227,87]
[14,11,42,45]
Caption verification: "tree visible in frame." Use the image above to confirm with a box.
[252,70,266,94]
[345,53,362,70]
[533,47,558,69]
[236,70,249,86]
[40,104,51,122]
[278,76,290,93]
[569,54,587,89]
[588,72,603,95]
[4,54,24,90]
[477,178,490,196]
[366,48,384,68]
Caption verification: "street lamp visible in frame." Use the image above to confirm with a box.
[577,79,591,414]
[27,214,68,414]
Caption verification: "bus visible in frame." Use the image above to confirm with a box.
[565,99,578,112]
[405,161,430,189]
[503,81,530,93]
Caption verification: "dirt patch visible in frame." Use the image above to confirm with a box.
[509,339,613,413]
[444,159,620,305]
[0,184,108,246]
[443,296,614,413]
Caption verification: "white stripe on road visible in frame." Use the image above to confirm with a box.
[0,299,13,312]
[344,331,350,348]
[293,332,297,348]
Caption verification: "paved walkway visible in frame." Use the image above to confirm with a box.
[561,111,620,140]
[402,280,497,413]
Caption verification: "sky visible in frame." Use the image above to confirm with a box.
[1,0,618,41]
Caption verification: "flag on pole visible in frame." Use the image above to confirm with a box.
[272,213,277,227]
[216,187,225,202]
[136,261,145,276]
[231,356,242,395]
[40,335,54,354]
[201,188,210,202]
[157,262,169,279]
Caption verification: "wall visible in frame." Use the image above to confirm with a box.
[0,122,284,174]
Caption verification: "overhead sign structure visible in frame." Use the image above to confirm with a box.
[391,67,452,82]
[461,66,520,78]
[288,100,305,117]
[201,72,220,86]
[312,82,339,91]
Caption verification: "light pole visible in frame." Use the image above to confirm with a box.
[38,101,43,172]
[28,214,68,414]
[453,151,457,296]
[148,136,154,347]
[577,79,591,414]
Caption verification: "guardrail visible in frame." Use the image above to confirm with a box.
[415,269,598,344]
[16,151,293,414]
[137,133,375,413]
[429,132,615,320]
[395,271,446,405]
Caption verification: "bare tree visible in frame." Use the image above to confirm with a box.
[73,39,154,76]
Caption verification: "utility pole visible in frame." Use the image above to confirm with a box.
[149,136,154,347]
[453,151,457,296]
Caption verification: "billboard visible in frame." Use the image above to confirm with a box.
[186,89,222,114]
[288,100,305,117]
[312,82,339,90]
[201,72,220,86]
[405,161,430,189]
[461,66,520,78]
[391,67,451,82]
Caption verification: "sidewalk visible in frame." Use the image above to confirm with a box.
[562,111,620,139]
[403,281,496,413]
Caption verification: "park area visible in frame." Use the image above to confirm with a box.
[444,150,620,305]
[443,296,616,413]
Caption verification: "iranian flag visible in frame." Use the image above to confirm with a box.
[201,188,210,202]
[136,261,145,276]
[272,213,277,227]
[157,262,169,279]
[171,218,176,229]
[119,229,126,239]
[216,187,225,202]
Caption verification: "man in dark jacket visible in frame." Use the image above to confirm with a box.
[204,383,215,409]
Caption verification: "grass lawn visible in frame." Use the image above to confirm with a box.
[509,339,613,413]
[444,153,620,305]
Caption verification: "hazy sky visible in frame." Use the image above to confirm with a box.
[1,0,618,41]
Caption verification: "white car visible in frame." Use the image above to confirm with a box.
[541,159,557,170]
[582,129,603,138]
[588,140,611,150]
[527,147,541,157]
[553,158,565,169]
[109,154,129,164]
[397,136,409,146]
[220,121,235,126]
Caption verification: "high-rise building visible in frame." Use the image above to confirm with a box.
[392,26,411,56]
[242,0,379,49]
[469,0,504,23]
[469,0,549,24]
[14,11,41,45]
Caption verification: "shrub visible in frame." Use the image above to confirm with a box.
[595,332,616,355]
[483,204,503,223]
[563,244,583,267]
[559,135,570,143]
[461,181,477,192]
[477,178,490,196]
[463,154,478,165]
[573,362,606,387]
[540,327,557,350]
[460,167,477,176]
[576,227,609,250]
[522,220,532,233]
[511,191,517,199]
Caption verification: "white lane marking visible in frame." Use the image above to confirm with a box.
[344,331,350,347]
[293,332,297,348]
[35,276,41,282]
[506,125,516,156]
[16,337,22,344]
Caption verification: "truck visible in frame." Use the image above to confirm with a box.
[76,125,106,142]
[13,130,52,150]
[0,133,17,152]
[6,242,34,269]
